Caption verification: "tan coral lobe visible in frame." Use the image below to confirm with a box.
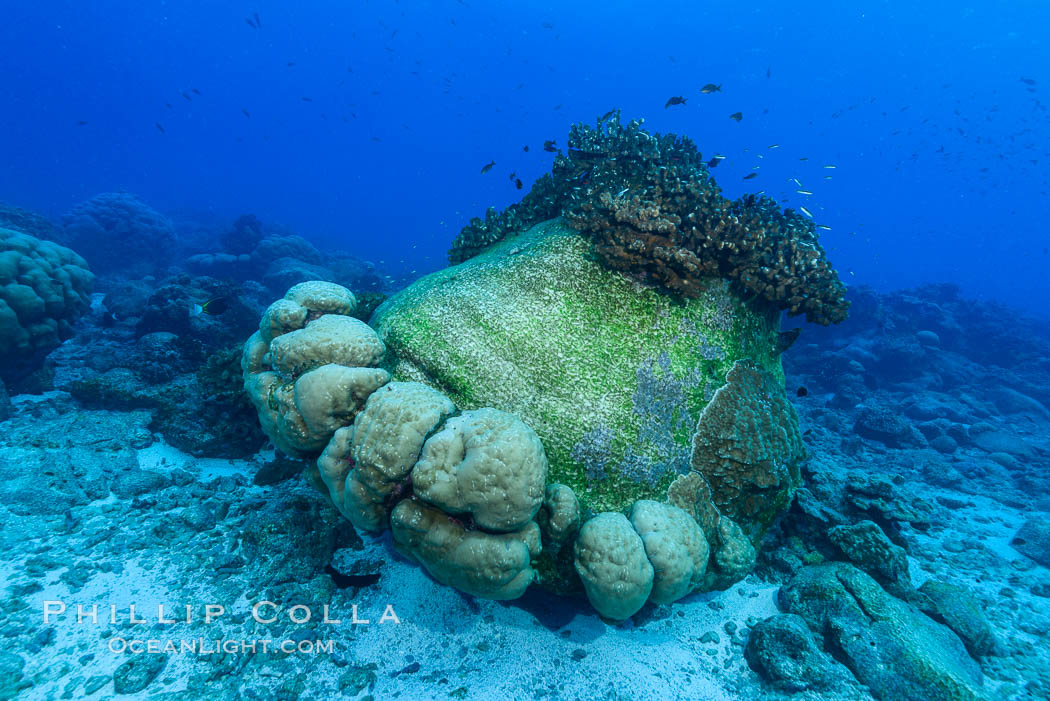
[574,512,654,621]
[629,500,709,605]
[411,409,548,533]
[391,498,541,600]
[342,382,456,531]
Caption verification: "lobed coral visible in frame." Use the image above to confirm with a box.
[245,284,554,601]
[448,112,848,325]
[242,281,390,456]
[0,227,94,385]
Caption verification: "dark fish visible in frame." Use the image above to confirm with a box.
[480,160,496,174]
[543,140,557,152]
[191,88,201,95]
[523,145,529,152]
[796,387,808,397]
[1021,77,1037,86]
[542,21,555,29]
[766,67,771,78]
[729,112,743,122]
[325,564,380,589]
[190,297,228,317]
[301,96,313,102]
[180,91,192,101]
[245,16,258,29]
[515,178,523,190]
[700,83,721,94]
[77,120,88,126]
[254,12,261,27]
[777,327,801,352]
[288,61,296,67]
[706,157,721,168]
[664,96,687,108]
[241,108,251,118]
[742,172,758,180]
[600,109,617,121]
[155,122,166,133]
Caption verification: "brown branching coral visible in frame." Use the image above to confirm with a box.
[449,111,849,325]
[448,173,568,265]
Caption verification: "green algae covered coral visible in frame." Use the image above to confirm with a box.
[245,271,805,620]
[375,219,784,516]
[374,218,806,609]
[448,111,848,325]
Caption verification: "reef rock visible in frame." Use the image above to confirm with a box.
[745,613,863,695]
[917,580,998,657]
[1012,517,1050,568]
[779,563,986,701]
[828,519,912,596]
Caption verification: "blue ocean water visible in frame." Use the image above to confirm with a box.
[1,0,1047,315]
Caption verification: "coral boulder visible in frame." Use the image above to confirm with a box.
[0,226,94,386]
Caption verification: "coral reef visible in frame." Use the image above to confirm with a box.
[61,192,176,277]
[448,174,566,264]
[59,339,267,459]
[221,213,265,254]
[132,275,263,350]
[448,112,849,325]
[8,275,1048,698]
[0,226,94,387]
[573,513,654,620]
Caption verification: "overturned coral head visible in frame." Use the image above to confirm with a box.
[245,281,803,621]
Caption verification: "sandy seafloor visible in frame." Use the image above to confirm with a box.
[3,291,1050,700]
[1,402,779,701]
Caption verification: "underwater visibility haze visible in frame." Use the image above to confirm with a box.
[0,1,1049,700]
